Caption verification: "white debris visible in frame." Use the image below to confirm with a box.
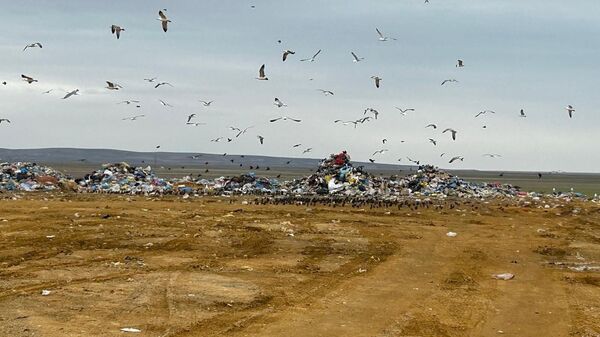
[492,273,515,280]
[446,231,457,237]
[120,327,142,333]
[41,289,51,296]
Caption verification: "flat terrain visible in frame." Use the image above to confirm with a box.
[0,194,599,337]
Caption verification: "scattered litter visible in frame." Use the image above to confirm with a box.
[45,235,55,239]
[446,232,457,237]
[120,327,141,333]
[41,290,51,296]
[492,273,515,280]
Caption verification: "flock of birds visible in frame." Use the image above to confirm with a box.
[0,5,581,170]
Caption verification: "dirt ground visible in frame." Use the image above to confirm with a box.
[0,194,598,337]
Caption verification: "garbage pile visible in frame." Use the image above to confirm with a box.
[76,162,173,194]
[0,162,70,192]
[195,172,281,195]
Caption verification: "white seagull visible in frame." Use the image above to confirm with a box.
[519,109,527,118]
[106,81,122,90]
[456,59,464,67]
[158,10,171,32]
[257,135,264,144]
[441,79,458,86]
[474,110,496,118]
[300,49,322,62]
[270,116,301,123]
[111,25,125,39]
[302,148,313,154]
[376,28,396,41]
[21,74,38,83]
[62,89,79,99]
[351,51,364,63]
[199,100,214,106]
[274,97,287,108]
[395,107,415,115]
[449,156,464,164]
[282,50,295,62]
[256,64,268,80]
[186,114,196,123]
[425,123,437,129]
[159,99,173,107]
[565,105,575,118]
[442,128,457,140]
[372,149,389,156]
[122,114,145,121]
[154,82,173,88]
[371,76,382,88]
[317,89,334,96]
[23,43,42,51]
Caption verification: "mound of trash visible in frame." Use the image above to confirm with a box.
[76,162,173,194]
[0,162,71,192]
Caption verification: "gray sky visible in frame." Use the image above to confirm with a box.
[1,0,599,172]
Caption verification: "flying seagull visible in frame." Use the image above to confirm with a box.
[302,148,313,154]
[62,89,79,99]
[186,113,196,123]
[154,82,173,88]
[474,110,496,118]
[159,99,173,107]
[198,100,214,106]
[274,97,287,108]
[282,50,295,62]
[292,144,302,148]
[210,137,224,142]
[395,107,415,115]
[441,79,458,86]
[257,135,264,144]
[565,105,575,118]
[442,128,457,140]
[111,25,125,39]
[317,89,334,96]
[429,138,437,146]
[372,149,389,156]
[483,154,502,158]
[256,64,268,80]
[230,125,253,137]
[42,89,54,94]
[425,123,437,129]
[376,28,396,41]
[270,116,301,123]
[371,76,382,88]
[0,118,10,124]
[456,59,464,67]
[351,51,364,63]
[382,139,387,144]
[519,109,526,118]
[449,156,464,164]
[122,114,145,121]
[118,100,140,105]
[21,74,38,83]
[334,120,359,128]
[106,81,122,90]
[186,122,206,126]
[23,43,42,51]
[407,157,420,165]
[144,77,157,83]
[300,49,322,62]
[158,10,171,32]
[364,107,379,119]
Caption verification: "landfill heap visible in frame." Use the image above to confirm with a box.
[76,162,173,194]
[0,162,70,192]
[195,172,281,195]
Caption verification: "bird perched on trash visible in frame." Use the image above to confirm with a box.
[21,74,38,83]
[475,110,495,118]
[122,114,144,121]
[519,109,527,118]
[449,156,464,163]
[376,28,396,41]
[106,81,122,90]
[186,114,196,123]
[0,118,10,124]
[154,82,173,88]
[257,135,264,144]
[429,138,437,146]
[317,89,334,96]
[111,25,125,39]
[270,116,301,123]
[456,59,464,67]
[300,49,322,62]
[198,100,214,106]
[157,10,171,32]
[274,98,287,108]
[565,105,575,118]
[23,43,42,51]
[441,79,458,86]
[442,128,457,140]
[256,64,268,80]
[62,89,79,99]
[351,51,364,62]
[282,50,295,61]
[371,76,382,88]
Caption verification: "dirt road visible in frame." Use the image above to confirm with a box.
[0,195,598,336]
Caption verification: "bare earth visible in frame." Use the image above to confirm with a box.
[0,194,598,337]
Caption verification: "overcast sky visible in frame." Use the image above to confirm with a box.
[1,0,599,172]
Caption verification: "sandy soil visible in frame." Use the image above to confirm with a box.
[0,194,598,336]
